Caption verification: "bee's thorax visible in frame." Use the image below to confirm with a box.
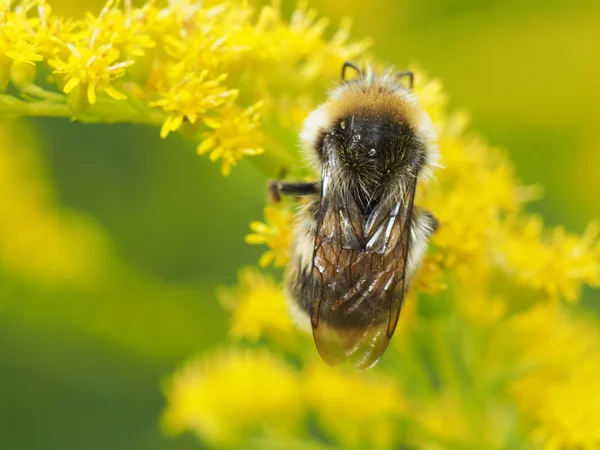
[322,109,425,215]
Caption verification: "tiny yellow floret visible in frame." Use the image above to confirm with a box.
[196,101,264,176]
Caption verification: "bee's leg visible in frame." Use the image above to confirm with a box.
[418,208,439,235]
[267,180,319,202]
[405,207,438,285]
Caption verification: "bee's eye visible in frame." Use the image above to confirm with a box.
[368,148,377,158]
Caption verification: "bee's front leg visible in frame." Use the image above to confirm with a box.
[267,180,319,202]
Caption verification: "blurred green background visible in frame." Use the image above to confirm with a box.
[1,0,598,449]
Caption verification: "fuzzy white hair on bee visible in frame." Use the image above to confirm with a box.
[300,62,438,211]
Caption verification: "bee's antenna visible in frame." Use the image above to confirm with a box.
[341,61,362,82]
[396,70,414,89]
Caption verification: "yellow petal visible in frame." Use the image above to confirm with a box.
[63,77,80,94]
[197,137,217,155]
[160,119,172,139]
[87,83,96,104]
[241,147,264,156]
[170,114,183,132]
[245,234,268,244]
[203,117,221,129]
[104,85,127,101]
[5,51,40,64]
[258,251,275,268]
[249,222,270,233]
[221,161,232,176]
[160,115,183,138]
[209,147,224,162]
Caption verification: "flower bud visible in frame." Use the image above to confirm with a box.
[10,61,37,87]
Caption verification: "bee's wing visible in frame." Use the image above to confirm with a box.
[309,155,416,369]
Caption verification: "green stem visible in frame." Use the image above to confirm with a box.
[15,101,72,118]
[0,92,293,179]
[0,94,166,126]
[20,84,66,102]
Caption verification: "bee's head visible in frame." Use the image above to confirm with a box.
[300,63,438,212]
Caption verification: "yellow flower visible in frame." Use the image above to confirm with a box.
[412,254,448,296]
[422,124,525,268]
[0,2,43,64]
[0,0,370,173]
[1,38,43,65]
[222,2,372,128]
[499,217,600,302]
[0,0,44,89]
[531,361,600,450]
[411,66,449,128]
[219,267,294,342]
[82,0,156,58]
[162,349,303,446]
[304,363,405,449]
[48,40,132,105]
[151,70,237,138]
[197,100,264,176]
[493,304,600,449]
[413,393,473,448]
[245,203,293,268]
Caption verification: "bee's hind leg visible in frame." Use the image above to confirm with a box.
[418,208,439,235]
[405,207,438,286]
[267,180,319,202]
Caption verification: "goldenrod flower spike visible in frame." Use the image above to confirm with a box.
[48,39,132,105]
[162,350,303,446]
[0,0,369,175]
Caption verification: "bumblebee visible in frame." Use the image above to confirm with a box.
[270,62,439,368]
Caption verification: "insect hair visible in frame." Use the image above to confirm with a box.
[300,64,439,215]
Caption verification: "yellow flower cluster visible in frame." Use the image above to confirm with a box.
[170,69,600,448]
[162,349,303,446]
[491,304,600,449]
[500,218,600,301]
[304,363,406,449]
[162,348,407,449]
[0,0,370,174]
